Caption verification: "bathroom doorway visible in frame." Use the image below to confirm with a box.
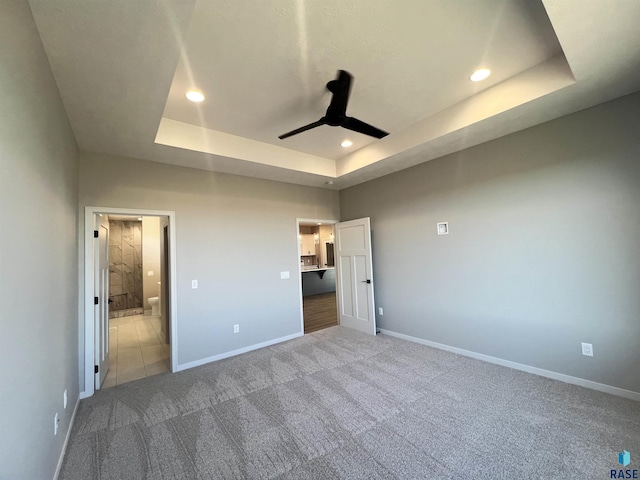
[102,214,170,388]
[297,219,338,334]
[84,207,177,397]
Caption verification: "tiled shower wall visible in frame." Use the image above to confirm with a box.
[109,220,143,310]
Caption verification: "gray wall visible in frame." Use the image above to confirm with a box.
[340,92,640,394]
[79,152,339,384]
[0,1,79,479]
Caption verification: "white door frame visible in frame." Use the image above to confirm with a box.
[296,218,339,333]
[83,206,178,397]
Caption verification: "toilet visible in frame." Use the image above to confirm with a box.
[148,281,162,316]
[148,296,159,316]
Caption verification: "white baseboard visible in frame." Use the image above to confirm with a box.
[53,395,80,480]
[379,329,640,402]
[176,331,304,372]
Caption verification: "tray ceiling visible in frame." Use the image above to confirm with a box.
[29,0,640,189]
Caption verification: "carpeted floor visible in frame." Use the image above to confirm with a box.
[60,326,640,479]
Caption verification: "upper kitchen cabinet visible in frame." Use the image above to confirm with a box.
[300,234,316,256]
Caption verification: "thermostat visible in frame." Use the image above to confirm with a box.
[437,222,449,235]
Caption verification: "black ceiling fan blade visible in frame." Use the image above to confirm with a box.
[342,116,389,139]
[325,70,352,118]
[278,119,327,139]
[278,70,389,142]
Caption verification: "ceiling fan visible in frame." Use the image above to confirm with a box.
[278,70,389,141]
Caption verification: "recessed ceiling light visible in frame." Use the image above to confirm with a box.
[470,68,491,82]
[137,217,142,220]
[317,223,322,225]
[341,140,353,148]
[186,90,205,102]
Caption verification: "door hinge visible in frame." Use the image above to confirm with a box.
[95,365,99,374]
[93,230,99,238]
[94,296,99,305]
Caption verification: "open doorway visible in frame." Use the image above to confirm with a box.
[84,207,177,397]
[100,215,170,388]
[298,219,338,333]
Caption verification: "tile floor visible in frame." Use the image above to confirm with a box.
[103,314,170,388]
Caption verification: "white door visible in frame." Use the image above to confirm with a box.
[335,217,376,335]
[94,216,110,389]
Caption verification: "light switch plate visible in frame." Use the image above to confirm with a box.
[191,280,198,289]
[280,271,290,279]
[147,271,154,276]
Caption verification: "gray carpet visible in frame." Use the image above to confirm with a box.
[60,326,640,479]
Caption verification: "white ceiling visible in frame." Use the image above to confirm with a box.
[29,0,640,190]
[163,0,561,159]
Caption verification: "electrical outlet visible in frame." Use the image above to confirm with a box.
[378,307,384,316]
[192,280,198,289]
[280,271,290,279]
[581,342,593,357]
[63,389,67,409]
[233,324,239,334]
[54,412,60,436]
